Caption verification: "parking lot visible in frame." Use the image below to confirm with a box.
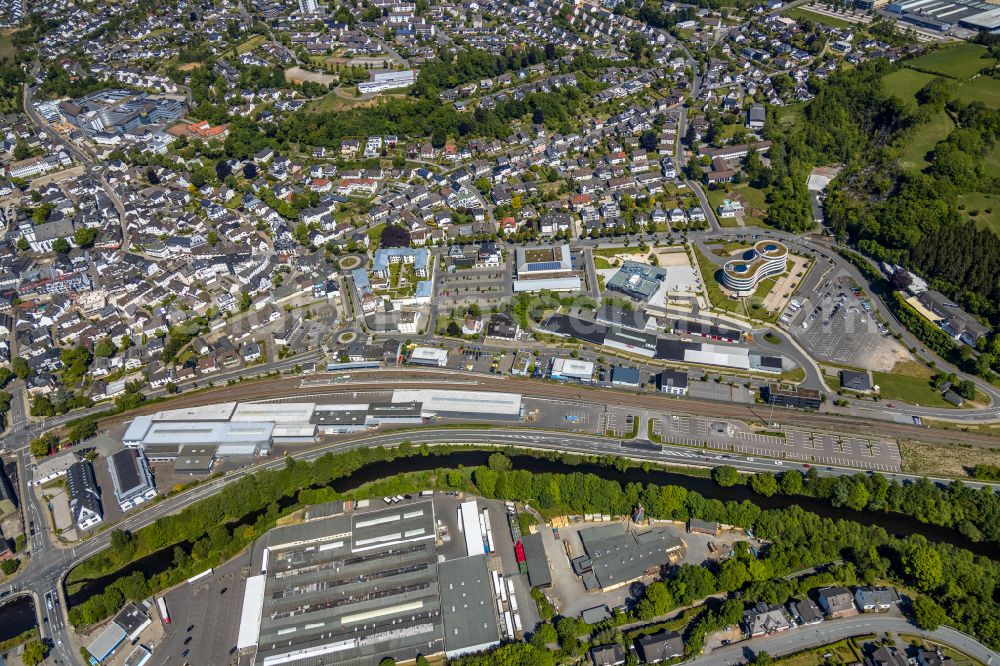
[652,411,901,472]
[791,274,907,370]
[160,547,253,666]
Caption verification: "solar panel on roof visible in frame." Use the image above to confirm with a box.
[526,261,563,271]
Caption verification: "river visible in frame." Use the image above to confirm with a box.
[0,595,37,643]
[65,450,994,607]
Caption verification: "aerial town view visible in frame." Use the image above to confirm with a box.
[0,0,999,664]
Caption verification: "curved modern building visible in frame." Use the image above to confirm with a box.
[722,240,788,296]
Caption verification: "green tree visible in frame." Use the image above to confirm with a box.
[0,558,19,575]
[17,236,28,252]
[51,237,71,254]
[912,595,948,630]
[74,227,99,248]
[22,640,47,666]
[903,544,943,591]
[749,472,778,497]
[12,356,31,380]
[780,470,803,495]
[13,140,30,160]
[29,432,58,458]
[94,338,117,358]
[712,465,739,487]
[488,453,511,472]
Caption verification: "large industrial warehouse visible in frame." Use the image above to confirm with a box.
[122,390,525,470]
[541,314,782,373]
[236,498,504,666]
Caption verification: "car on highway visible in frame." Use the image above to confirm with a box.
[774,461,783,466]
[887,403,895,408]
[746,457,754,461]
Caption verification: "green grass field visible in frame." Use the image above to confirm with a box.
[906,43,995,80]
[900,110,953,171]
[782,6,856,28]
[872,362,956,408]
[0,30,17,61]
[959,191,1000,235]
[956,75,1000,108]
[882,68,937,109]
[236,35,267,55]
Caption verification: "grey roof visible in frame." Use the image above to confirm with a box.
[595,305,647,332]
[871,646,908,666]
[818,586,856,613]
[605,261,667,300]
[578,524,683,590]
[521,532,552,588]
[87,621,127,661]
[367,401,423,419]
[113,602,150,637]
[257,500,446,666]
[635,630,684,663]
[657,369,689,391]
[591,643,626,666]
[789,598,823,624]
[612,366,641,385]
[582,605,611,624]
[66,460,102,525]
[311,406,368,426]
[108,448,154,502]
[854,586,900,608]
[439,555,501,656]
[839,369,871,392]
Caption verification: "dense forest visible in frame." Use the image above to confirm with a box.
[791,59,1000,336]
[410,46,559,99]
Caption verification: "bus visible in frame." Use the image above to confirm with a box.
[156,597,170,625]
[186,568,214,585]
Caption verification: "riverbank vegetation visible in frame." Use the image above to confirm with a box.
[65,446,1000,652]
[714,464,1000,545]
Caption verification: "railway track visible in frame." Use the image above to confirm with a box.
[89,371,999,449]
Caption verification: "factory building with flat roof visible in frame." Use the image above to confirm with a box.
[541,314,783,374]
[107,448,157,511]
[392,389,524,421]
[574,524,685,591]
[237,498,501,666]
[125,391,525,469]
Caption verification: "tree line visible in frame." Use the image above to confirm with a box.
[65,446,1000,652]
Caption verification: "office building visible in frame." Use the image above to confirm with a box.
[108,448,157,511]
[721,241,788,296]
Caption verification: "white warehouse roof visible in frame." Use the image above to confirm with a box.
[150,403,237,421]
[237,574,267,651]
[410,347,449,363]
[392,389,523,417]
[552,357,595,379]
[140,420,274,446]
[232,402,316,423]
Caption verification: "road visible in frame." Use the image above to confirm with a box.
[692,616,999,666]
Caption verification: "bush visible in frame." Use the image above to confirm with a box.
[711,465,740,487]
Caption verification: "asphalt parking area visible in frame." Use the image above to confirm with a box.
[160,555,249,666]
[793,276,891,367]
